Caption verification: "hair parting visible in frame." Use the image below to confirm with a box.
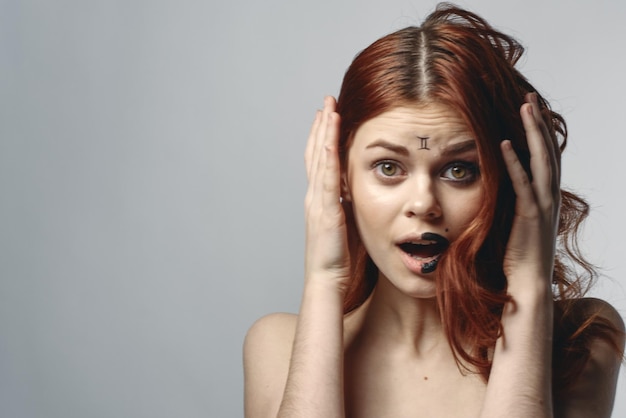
[336,2,624,394]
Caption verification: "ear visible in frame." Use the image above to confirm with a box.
[340,173,352,202]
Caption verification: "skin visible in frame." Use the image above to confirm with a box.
[243,96,625,418]
[345,104,482,300]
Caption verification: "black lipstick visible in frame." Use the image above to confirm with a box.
[421,232,449,245]
[419,232,449,274]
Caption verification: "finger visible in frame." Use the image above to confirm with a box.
[521,100,553,205]
[305,110,322,179]
[321,111,342,209]
[528,93,559,157]
[306,97,339,215]
[527,93,560,189]
[501,139,538,217]
[309,97,335,190]
[306,98,330,210]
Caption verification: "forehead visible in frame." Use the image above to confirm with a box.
[352,103,471,147]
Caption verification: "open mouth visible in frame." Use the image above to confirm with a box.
[397,232,449,273]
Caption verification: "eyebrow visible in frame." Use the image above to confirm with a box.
[365,138,476,156]
[440,139,477,156]
[365,139,409,156]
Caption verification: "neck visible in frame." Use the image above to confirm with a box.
[348,274,448,357]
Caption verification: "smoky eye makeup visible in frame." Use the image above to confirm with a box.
[440,161,480,183]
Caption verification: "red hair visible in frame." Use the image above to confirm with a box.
[336,3,623,395]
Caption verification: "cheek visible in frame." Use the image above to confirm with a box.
[467,187,484,215]
[347,172,397,236]
[350,185,381,231]
[444,189,483,231]
[349,164,399,203]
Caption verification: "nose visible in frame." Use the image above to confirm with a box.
[403,178,442,220]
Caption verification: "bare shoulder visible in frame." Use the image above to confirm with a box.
[573,297,625,330]
[554,297,625,418]
[243,313,297,418]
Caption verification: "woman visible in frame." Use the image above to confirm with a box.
[244,4,625,417]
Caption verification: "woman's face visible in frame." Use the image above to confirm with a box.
[346,103,483,298]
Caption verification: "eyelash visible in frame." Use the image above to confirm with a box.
[372,160,480,184]
[372,160,406,181]
[441,162,480,184]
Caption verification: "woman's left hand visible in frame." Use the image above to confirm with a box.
[501,92,561,296]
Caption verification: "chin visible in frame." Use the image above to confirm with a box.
[377,271,438,300]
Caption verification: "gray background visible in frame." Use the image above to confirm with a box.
[1,0,625,417]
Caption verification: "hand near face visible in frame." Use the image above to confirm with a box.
[501,93,561,295]
[304,96,351,291]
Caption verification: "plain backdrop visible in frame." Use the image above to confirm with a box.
[1,0,625,417]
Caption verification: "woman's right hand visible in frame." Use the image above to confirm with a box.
[304,96,351,292]
[271,97,349,418]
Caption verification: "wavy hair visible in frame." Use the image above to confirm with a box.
[336,2,622,396]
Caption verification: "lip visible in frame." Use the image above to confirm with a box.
[396,231,449,247]
[396,232,449,275]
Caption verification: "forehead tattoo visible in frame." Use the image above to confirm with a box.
[418,136,430,150]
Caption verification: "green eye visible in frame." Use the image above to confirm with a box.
[442,162,478,183]
[380,163,397,176]
[373,160,405,182]
[450,165,467,179]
